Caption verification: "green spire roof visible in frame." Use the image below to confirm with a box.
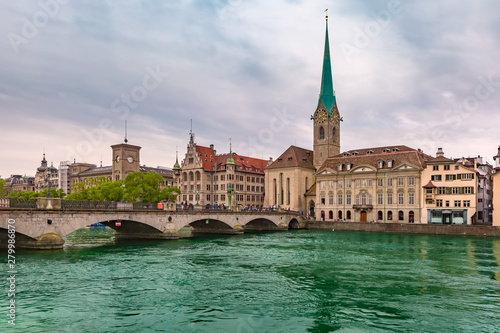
[318,17,336,115]
[173,150,181,170]
[226,142,235,165]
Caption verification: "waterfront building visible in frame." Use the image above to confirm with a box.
[453,156,493,224]
[315,146,425,222]
[34,154,58,193]
[264,146,315,213]
[173,133,268,208]
[4,174,35,195]
[421,148,478,225]
[491,147,500,226]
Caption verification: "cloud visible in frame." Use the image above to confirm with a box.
[1,0,500,178]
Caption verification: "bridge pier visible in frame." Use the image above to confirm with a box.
[4,233,66,250]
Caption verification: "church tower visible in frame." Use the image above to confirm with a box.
[313,12,341,169]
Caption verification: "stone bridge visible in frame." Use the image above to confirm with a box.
[0,206,305,249]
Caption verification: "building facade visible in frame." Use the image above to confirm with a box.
[34,154,58,193]
[173,134,268,208]
[421,148,478,225]
[4,175,35,195]
[264,146,315,213]
[315,146,425,222]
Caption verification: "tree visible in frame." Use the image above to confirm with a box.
[0,178,6,198]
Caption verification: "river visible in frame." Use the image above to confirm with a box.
[2,228,500,332]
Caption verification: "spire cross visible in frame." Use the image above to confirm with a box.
[325,8,328,20]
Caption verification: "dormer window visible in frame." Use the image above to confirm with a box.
[382,148,390,153]
[387,159,393,168]
[366,150,374,154]
[352,151,359,155]
[392,147,399,152]
[343,152,350,156]
[377,160,384,168]
[346,163,352,171]
[338,163,343,171]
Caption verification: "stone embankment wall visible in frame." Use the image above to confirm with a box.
[308,221,500,237]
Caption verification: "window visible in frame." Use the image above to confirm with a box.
[221,194,225,201]
[409,193,415,205]
[329,211,333,219]
[399,211,404,221]
[321,195,326,205]
[321,181,325,189]
[387,211,393,220]
[338,163,343,171]
[387,178,393,187]
[446,175,456,181]
[455,165,459,170]
[387,160,393,168]
[338,194,343,205]
[347,210,352,220]
[221,184,226,190]
[355,195,360,205]
[454,200,461,207]
[206,194,211,201]
[461,173,473,180]
[398,177,404,186]
[368,179,373,187]
[444,165,450,171]
[398,193,404,205]
[319,127,325,139]
[463,200,471,207]
[361,194,367,205]
[329,181,334,189]
[346,194,351,205]
[329,195,334,205]
[355,179,360,188]
[346,163,352,171]
[387,193,393,205]
[346,180,352,188]
[378,211,383,220]
[207,175,211,181]
[408,177,415,186]
[377,193,383,205]
[377,179,384,187]
[337,181,343,188]
[438,187,446,195]
[431,175,442,181]
[433,165,439,171]
[206,185,211,191]
[445,201,450,207]
[360,179,367,187]
[377,160,384,168]
[436,199,443,207]
[464,187,472,194]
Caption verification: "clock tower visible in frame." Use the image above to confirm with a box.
[313,13,340,169]
[111,142,141,181]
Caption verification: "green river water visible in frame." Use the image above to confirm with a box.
[2,228,500,332]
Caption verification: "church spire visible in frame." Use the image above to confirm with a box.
[173,148,181,170]
[318,11,335,115]
[226,138,235,165]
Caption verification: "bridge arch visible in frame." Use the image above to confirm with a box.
[188,218,238,235]
[244,217,280,232]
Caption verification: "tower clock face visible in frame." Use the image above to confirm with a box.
[331,109,340,125]
[127,156,134,163]
[314,108,328,124]
[115,156,120,163]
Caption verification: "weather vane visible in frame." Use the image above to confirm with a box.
[325,8,328,20]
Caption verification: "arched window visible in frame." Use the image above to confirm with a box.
[409,211,415,223]
[189,171,194,182]
[273,179,277,205]
[321,210,325,220]
[377,160,384,169]
[387,211,393,220]
[329,210,333,219]
[195,171,201,181]
[399,210,404,221]
[378,211,383,220]
[319,126,325,140]
[361,194,367,205]
[338,210,343,219]
[280,173,284,205]
[332,127,336,140]
[183,172,188,181]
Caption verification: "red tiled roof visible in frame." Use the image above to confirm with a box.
[195,145,268,174]
[423,180,437,188]
[318,145,427,172]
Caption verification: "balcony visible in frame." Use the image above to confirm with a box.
[353,204,373,211]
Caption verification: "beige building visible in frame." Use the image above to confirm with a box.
[421,148,478,225]
[4,175,35,195]
[315,146,425,222]
[34,154,58,193]
[491,147,500,226]
[173,134,268,208]
[264,146,315,213]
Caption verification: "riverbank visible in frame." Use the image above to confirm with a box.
[307,220,500,237]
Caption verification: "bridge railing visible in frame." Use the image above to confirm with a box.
[175,204,297,214]
[61,200,118,210]
[7,198,38,209]
[0,198,10,208]
[132,202,160,211]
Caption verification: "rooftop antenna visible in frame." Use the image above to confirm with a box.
[124,121,128,143]
[189,119,195,142]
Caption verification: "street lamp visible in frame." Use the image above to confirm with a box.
[122,183,125,203]
[196,190,199,207]
[167,188,171,203]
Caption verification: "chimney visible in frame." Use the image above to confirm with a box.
[436,147,444,158]
[210,144,214,151]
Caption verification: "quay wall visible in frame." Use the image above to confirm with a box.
[307,221,500,237]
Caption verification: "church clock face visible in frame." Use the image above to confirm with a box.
[314,108,328,124]
[331,109,340,125]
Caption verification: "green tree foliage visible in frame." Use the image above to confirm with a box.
[66,172,180,203]
[0,178,6,198]
[7,188,66,199]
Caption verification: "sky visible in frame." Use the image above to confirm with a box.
[1,0,500,178]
